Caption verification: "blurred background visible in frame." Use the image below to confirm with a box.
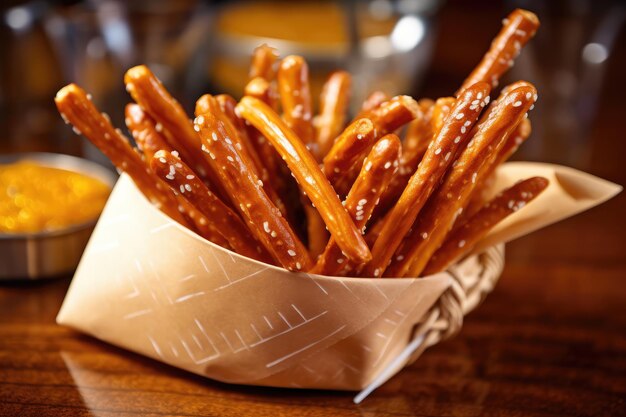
[0,0,624,173]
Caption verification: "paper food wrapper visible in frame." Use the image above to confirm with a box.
[57,162,620,393]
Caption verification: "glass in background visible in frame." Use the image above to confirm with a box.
[509,0,625,167]
[208,0,443,112]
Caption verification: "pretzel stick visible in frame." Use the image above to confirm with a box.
[124,103,228,245]
[151,150,274,262]
[249,44,280,111]
[371,96,456,221]
[123,65,225,198]
[311,134,401,276]
[315,70,351,159]
[401,98,435,167]
[361,82,492,278]
[327,96,420,196]
[424,176,548,274]
[236,96,372,264]
[277,55,315,146]
[463,117,532,219]
[323,118,376,195]
[457,9,539,94]
[245,77,278,112]
[193,109,311,271]
[55,84,188,226]
[386,84,538,278]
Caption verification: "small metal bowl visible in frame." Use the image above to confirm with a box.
[0,153,116,280]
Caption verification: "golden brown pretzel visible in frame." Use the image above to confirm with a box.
[457,9,539,94]
[123,66,223,195]
[245,77,279,112]
[193,109,311,271]
[315,70,352,159]
[311,134,401,276]
[54,84,188,226]
[423,176,548,274]
[401,98,435,167]
[323,118,376,195]
[249,44,279,81]
[196,94,289,220]
[236,96,372,264]
[151,150,274,262]
[277,55,315,145]
[124,103,226,244]
[463,117,532,219]
[386,84,538,278]
[362,82,492,278]
[366,95,421,136]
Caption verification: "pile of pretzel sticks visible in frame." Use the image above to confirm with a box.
[55,9,549,278]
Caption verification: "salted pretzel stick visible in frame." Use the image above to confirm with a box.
[55,84,188,226]
[401,98,435,166]
[124,66,224,197]
[249,44,279,81]
[371,96,456,221]
[237,96,372,264]
[386,84,538,278]
[327,96,420,196]
[278,55,315,145]
[424,176,548,274]
[355,91,389,119]
[323,118,376,194]
[193,110,311,271]
[124,103,229,246]
[311,134,401,276]
[315,70,351,159]
[362,82,491,278]
[151,150,274,262]
[245,77,278,112]
[463,117,532,219]
[457,9,539,94]
[196,94,289,219]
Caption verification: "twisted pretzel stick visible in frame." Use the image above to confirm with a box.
[124,66,224,198]
[315,70,351,159]
[236,96,372,264]
[463,117,532,219]
[311,134,401,276]
[362,82,492,278]
[55,84,187,226]
[323,118,376,195]
[424,176,548,274]
[386,84,537,278]
[193,109,311,271]
[277,55,315,146]
[124,103,227,246]
[457,9,539,94]
[151,150,273,262]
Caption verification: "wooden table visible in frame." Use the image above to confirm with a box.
[1,3,625,416]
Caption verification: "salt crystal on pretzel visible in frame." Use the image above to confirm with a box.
[277,55,315,146]
[236,96,372,264]
[54,84,188,226]
[194,108,311,271]
[386,84,538,278]
[151,150,273,263]
[362,82,491,278]
[423,176,548,274]
[311,134,402,276]
[315,70,352,159]
[457,9,539,94]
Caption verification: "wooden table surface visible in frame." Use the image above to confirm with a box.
[1,3,626,416]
